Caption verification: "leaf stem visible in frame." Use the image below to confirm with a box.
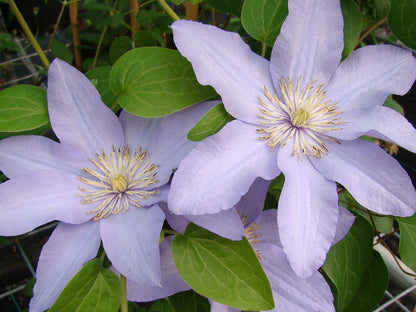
[7,0,50,69]
[261,42,267,58]
[356,16,388,47]
[163,229,181,236]
[120,274,128,312]
[156,0,180,21]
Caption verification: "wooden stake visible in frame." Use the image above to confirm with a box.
[129,0,140,40]
[69,0,82,70]
[185,1,198,21]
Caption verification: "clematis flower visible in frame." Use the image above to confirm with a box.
[209,179,356,312]
[0,59,215,312]
[168,0,416,278]
[145,179,354,311]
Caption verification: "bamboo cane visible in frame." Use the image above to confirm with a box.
[69,0,82,70]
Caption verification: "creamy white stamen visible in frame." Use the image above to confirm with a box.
[242,215,262,260]
[257,77,344,158]
[78,145,160,220]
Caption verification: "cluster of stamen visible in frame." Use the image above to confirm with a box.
[257,77,343,158]
[78,145,160,220]
[242,215,262,260]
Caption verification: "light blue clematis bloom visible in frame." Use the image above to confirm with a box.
[0,59,216,312]
[168,0,416,278]
[130,178,353,312]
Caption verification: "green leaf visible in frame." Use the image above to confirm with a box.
[0,32,19,53]
[397,214,416,271]
[149,299,176,312]
[187,103,233,141]
[204,0,244,17]
[241,0,288,47]
[82,2,114,12]
[22,278,36,298]
[0,236,11,246]
[171,223,274,311]
[169,290,210,312]
[0,123,50,140]
[133,30,158,48]
[49,259,120,312]
[137,10,167,26]
[167,0,184,5]
[109,36,132,64]
[51,39,74,64]
[85,66,120,112]
[375,0,391,19]
[388,0,416,49]
[110,47,216,117]
[341,0,362,60]
[343,250,389,312]
[383,94,404,115]
[322,215,374,312]
[339,189,393,233]
[97,13,125,29]
[0,85,48,132]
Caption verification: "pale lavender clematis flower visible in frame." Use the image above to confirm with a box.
[168,0,416,277]
[0,59,216,312]
[166,179,354,312]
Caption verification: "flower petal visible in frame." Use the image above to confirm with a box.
[210,300,240,312]
[277,145,338,277]
[270,0,343,87]
[168,120,280,215]
[126,236,190,302]
[160,202,189,233]
[120,101,218,186]
[186,208,244,241]
[258,242,335,312]
[326,45,416,111]
[0,135,88,178]
[234,178,270,226]
[47,59,124,156]
[0,170,92,236]
[311,139,416,217]
[255,209,281,248]
[329,106,416,153]
[100,204,165,286]
[172,20,273,124]
[333,206,355,245]
[29,222,101,312]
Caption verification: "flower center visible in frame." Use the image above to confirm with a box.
[78,145,160,221]
[242,215,262,260]
[111,174,128,192]
[257,77,343,158]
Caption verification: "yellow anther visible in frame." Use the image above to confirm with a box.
[111,174,128,192]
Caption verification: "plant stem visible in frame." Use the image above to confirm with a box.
[356,16,388,47]
[120,274,128,312]
[156,0,180,21]
[8,0,50,69]
[46,0,68,54]
[91,0,119,69]
[261,42,267,58]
